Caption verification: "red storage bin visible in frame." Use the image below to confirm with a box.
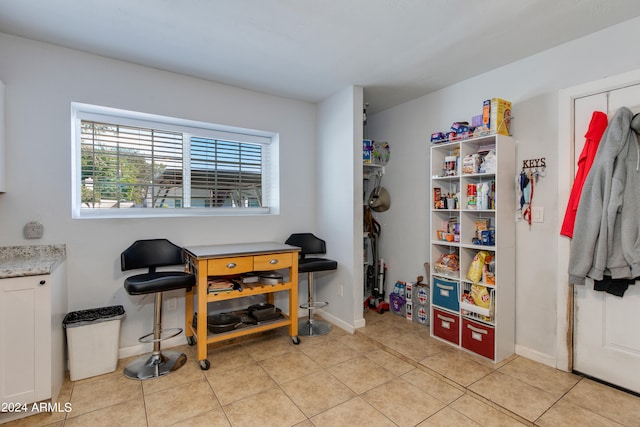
[432,307,459,345]
[461,318,495,360]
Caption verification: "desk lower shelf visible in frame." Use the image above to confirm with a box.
[188,314,292,344]
[206,281,293,302]
[186,314,298,370]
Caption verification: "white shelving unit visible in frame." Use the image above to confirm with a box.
[363,162,384,298]
[429,134,515,362]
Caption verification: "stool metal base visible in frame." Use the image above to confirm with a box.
[124,350,187,380]
[298,318,332,337]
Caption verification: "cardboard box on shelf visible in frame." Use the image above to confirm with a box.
[483,98,512,136]
[363,139,373,163]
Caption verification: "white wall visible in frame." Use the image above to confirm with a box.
[0,80,5,192]
[316,86,365,332]
[367,17,640,365]
[0,34,319,352]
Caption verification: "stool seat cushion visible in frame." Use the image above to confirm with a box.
[299,257,338,273]
[124,271,195,295]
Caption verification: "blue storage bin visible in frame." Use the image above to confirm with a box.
[432,277,460,311]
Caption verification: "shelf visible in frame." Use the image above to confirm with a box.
[461,172,496,179]
[460,279,496,289]
[432,271,460,280]
[206,281,293,302]
[432,175,460,181]
[460,301,492,319]
[432,208,460,212]
[431,304,459,316]
[189,314,291,345]
[460,243,496,251]
[429,133,515,363]
[363,163,385,178]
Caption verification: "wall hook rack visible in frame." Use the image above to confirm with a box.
[522,157,546,180]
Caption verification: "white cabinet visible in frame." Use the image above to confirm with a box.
[429,134,515,362]
[0,275,50,405]
[0,264,66,419]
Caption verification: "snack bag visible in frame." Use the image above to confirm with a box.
[461,291,475,316]
[470,284,491,310]
[462,154,479,174]
[466,251,489,283]
[435,253,459,275]
[483,256,496,285]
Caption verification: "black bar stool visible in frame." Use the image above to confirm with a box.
[285,233,337,336]
[121,239,195,380]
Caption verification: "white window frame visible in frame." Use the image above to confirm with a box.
[71,103,280,219]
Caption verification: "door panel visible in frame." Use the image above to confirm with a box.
[609,84,640,112]
[574,284,640,393]
[572,83,640,394]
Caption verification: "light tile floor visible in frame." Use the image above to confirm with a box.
[5,311,640,426]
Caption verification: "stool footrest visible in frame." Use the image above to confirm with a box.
[300,301,328,310]
[139,327,183,344]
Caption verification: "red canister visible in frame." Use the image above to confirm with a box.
[467,183,476,209]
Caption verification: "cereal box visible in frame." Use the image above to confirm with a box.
[484,98,512,136]
[363,139,373,163]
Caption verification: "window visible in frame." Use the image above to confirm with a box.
[71,103,279,218]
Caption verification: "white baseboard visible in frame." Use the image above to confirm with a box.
[353,316,366,329]
[315,310,355,334]
[515,344,558,369]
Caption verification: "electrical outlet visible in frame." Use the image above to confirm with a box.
[532,207,544,223]
[24,221,44,239]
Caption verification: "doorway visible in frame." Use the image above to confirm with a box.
[557,69,640,394]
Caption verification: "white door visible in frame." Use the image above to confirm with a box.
[572,83,640,394]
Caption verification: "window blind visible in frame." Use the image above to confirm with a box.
[80,122,263,209]
[189,137,263,208]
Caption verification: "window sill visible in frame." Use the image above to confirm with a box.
[72,207,271,219]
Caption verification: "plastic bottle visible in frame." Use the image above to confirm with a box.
[480,182,490,210]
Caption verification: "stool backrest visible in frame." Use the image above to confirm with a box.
[121,239,185,273]
[285,233,326,259]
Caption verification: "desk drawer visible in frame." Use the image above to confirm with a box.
[254,252,293,271]
[207,256,253,275]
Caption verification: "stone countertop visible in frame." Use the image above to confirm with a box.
[0,244,66,279]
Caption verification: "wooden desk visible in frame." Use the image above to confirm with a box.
[184,242,300,370]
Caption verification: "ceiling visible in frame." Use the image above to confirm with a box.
[2,0,640,114]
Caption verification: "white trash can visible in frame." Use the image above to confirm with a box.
[63,305,125,381]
